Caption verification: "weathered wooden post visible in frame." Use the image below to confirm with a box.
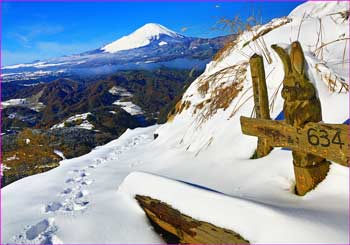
[240,41,349,196]
[249,54,273,158]
[271,41,330,195]
[136,195,249,244]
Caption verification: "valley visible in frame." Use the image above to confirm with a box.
[1,68,203,186]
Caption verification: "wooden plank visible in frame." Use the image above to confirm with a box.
[135,195,250,244]
[240,116,350,166]
[249,54,273,158]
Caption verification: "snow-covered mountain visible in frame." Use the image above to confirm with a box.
[2,1,349,244]
[101,23,185,53]
[2,23,233,83]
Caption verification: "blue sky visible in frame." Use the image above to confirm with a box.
[2,1,303,66]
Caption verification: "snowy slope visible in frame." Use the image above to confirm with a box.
[3,125,348,244]
[101,23,184,53]
[2,1,349,244]
[2,127,163,244]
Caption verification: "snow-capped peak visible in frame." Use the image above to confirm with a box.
[101,23,184,53]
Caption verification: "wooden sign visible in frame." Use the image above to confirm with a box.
[240,41,349,196]
[241,117,349,166]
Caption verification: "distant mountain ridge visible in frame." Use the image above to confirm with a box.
[2,23,235,83]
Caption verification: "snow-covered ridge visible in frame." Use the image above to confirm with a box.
[108,86,144,115]
[289,1,349,18]
[101,23,184,53]
[2,98,45,112]
[108,86,133,97]
[113,101,144,116]
[51,112,94,130]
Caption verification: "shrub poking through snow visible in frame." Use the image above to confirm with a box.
[194,62,248,125]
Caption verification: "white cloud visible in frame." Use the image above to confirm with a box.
[2,41,99,66]
[1,50,42,66]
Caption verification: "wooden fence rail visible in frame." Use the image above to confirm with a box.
[136,195,250,244]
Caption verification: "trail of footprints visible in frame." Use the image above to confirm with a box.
[47,160,104,214]
[13,134,148,244]
[13,158,105,244]
[53,169,92,213]
[109,134,148,163]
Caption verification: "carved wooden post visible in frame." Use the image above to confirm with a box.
[271,41,330,195]
[249,54,273,158]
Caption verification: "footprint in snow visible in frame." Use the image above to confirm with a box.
[93,157,108,166]
[79,172,90,178]
[14,218,60,244]
[65,178,75,183]
[65,173,90,184]
[81,179,93,185]
[75,190,89,199]
[65,177,83,184]
[61,188,72,195]
[68,169,80,174]
[94,159,103,165]
[44,202,62,213]
[73,200,90,210]
[62,199,89,212]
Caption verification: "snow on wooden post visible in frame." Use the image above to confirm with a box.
[241,41,349,196]
[135,195,250,244]
[249,54,273,158]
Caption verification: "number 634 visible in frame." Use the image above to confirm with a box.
[307,128,344,149]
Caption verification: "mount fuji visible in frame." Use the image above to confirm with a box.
[2,23,234,83]
[101,23,186,53]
